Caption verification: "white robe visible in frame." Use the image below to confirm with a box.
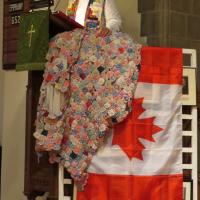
[71,0,122,31]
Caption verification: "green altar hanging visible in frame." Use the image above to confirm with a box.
[16,10,49,71]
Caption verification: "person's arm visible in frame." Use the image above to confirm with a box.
[105,0,122,32]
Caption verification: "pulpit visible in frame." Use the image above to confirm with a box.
[24,14,77,200]
[25,71,58,200]
[3,0,77,199]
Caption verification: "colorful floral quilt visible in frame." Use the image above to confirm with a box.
[34,28,141,189]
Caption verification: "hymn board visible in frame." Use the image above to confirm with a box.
[3,0,22,69]
[3,0,52,70]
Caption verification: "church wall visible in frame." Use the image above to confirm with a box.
[0,1,27,200]
[1,72,27,200]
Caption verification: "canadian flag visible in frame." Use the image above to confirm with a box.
[77,47,183,200]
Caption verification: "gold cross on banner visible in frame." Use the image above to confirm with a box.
[27,24,36,47]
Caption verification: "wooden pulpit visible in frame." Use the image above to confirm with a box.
[3,0,77,199]
[24,15,77,200]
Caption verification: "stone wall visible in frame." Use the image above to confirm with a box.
[139,0,200,87]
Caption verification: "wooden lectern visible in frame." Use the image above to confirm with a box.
[3,0,78,199]
[24,14,78,200]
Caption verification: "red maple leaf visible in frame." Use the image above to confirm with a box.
[112,98,163,160]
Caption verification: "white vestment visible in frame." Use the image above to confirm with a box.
[67,0,122,31]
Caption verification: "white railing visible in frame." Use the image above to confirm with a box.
[58,164,77,200]
[182,49,198,200]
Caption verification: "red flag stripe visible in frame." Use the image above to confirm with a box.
[139,47,183,85]
[77,174,183,200]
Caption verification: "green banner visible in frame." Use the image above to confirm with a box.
[16,10,49,71]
